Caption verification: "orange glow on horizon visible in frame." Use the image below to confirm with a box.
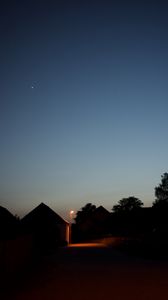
[68,243,106,248]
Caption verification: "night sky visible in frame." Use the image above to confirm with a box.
[1,0,168,219]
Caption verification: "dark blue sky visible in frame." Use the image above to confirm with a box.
[1,0,168,219]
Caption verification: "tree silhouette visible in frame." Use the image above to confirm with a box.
[153,172,168,208]
[74,203,96,224]
[112,196,143,213]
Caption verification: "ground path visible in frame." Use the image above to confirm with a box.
[3,242,168,300]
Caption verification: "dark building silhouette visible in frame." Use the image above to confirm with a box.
[21,203,69,252]
[0,206,19,240]
[0,206,35,276]
[73,206,111,241]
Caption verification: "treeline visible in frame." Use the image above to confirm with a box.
[72,173,168,252]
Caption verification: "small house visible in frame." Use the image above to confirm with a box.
[0,206,19,240]
[21,203,69,252]
[76,205,111,239]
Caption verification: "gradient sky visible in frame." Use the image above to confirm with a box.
[1,0,168,220]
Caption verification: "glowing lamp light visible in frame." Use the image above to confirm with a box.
[69,210,75,224]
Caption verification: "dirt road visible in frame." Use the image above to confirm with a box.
[3,243,168,300]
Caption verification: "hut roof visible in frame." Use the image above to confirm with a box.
[22,202,69,226]
[0,206,18,239]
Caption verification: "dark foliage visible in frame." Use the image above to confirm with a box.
[112,196,143,213]
[74,203,96,225]
[153,172,168,209]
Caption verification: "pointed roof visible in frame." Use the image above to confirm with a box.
[0,206,18,239]
[95,206,110,214]
[22,202,69,225]
[0,206,15,222]
[91,205,110,221]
